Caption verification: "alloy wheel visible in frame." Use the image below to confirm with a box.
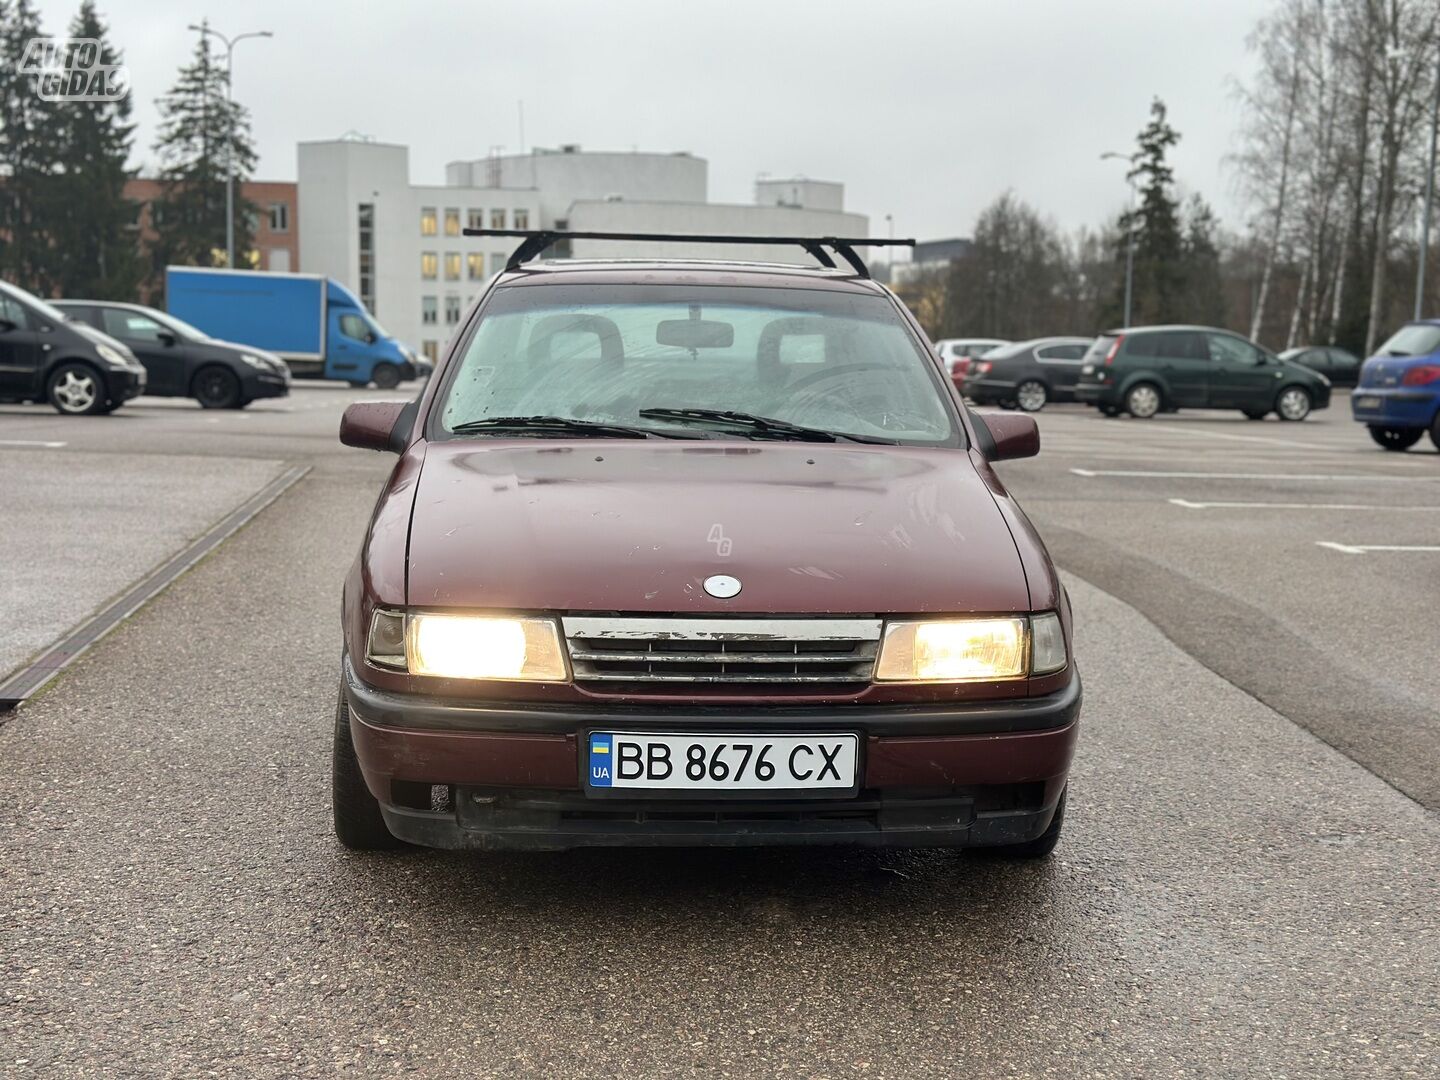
[1276,387,1311,421]
[1126,384,1160,419]
[53,369,97,413]
[1016,380,1048,413]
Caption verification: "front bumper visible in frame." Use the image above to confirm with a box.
[105,367,146,402]
[1351,387,1438,429]
[242,370,290,400]
[342,658,1081,850]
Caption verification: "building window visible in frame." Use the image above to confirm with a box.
[267,247,291,272]
[466,252,484,280]
[268,203,289,232]
[490,208,506,229]
[357,203,375,311]
[421,296,437,325]
[444,252,461,280]
[445,295,462,325]
[420,207,437,236]
[467,208,484,231]
[493,252,506,275]
[422,340,438,363]
[514,208,529,230]
[421,251,438,280]
[444,208,460,236]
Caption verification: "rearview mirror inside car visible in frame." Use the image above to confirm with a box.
[340,400,413,453]
[656,319,734,349]
[979,412,1040,461]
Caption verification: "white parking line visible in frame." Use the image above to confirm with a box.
[1071,468,1435,481]
[1316,541,1440,554]
[0,439,66,448]
[1170,498,1440,511]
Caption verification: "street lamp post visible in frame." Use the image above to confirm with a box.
[187,24,272,269]
[1417,43,1440,320]
[1102,151,1138,329]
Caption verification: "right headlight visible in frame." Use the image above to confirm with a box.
[95,343,134,369]
[366,610,569,682]
[875,613,1066,682]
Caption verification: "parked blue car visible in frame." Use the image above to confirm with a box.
[1352,320,1440,452]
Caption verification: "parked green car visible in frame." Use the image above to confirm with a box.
[1074,325,1332,420]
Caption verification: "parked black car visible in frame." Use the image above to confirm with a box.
[0,280,147,415]
[1074,324,1332,421]
[961,337,1094,411]
[54,300,290,409]
[1278,345,1362,388]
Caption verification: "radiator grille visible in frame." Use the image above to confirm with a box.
[562,617,882,684]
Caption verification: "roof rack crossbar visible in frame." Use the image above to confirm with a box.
[462,229,915,278]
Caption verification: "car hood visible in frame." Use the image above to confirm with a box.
[405,440,1030,614]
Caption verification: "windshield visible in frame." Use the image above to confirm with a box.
[144,308,211,341]
[435,284,960,446]
[1375,324,1440,358]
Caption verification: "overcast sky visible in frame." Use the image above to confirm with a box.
[36,0,1271,241]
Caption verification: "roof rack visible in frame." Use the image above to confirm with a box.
[461,228,916,279]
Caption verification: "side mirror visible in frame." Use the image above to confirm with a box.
[340,400,414,453]
[979,412,1040,461]
[157,330,178,347]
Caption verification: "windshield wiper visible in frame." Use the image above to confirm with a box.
[637,407,896,444]
[449,415,695,439]
[1385,350,1411,357]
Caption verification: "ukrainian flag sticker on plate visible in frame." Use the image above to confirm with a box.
[588,733,613,787]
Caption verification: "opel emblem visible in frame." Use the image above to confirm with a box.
[703,574,742,599]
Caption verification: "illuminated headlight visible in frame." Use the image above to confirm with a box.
[366,610,569,682]
[875,615,1067,682]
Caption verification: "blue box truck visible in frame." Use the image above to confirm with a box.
[165,267,424,389]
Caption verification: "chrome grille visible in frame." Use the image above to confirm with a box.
[562,617,882,684]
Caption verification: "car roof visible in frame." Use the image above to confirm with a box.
[1101,324,1230,336]
[494,258,890,295]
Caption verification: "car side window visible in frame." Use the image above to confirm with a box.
[339,314,372,342]
[1207,333,1264,365]
[101,309,165,343]
[0,295,30,329]
[1037,345,1080,363]
[1148,332,1206,360]
[1328,348,1356,369]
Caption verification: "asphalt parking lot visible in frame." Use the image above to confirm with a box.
[2,388,1437,1077]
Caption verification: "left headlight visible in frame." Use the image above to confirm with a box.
[95,343,134,369]
[366,610,569,682]
[239,353,268,369]
[875,614,1067,682]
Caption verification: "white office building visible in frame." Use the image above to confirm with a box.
[297,139,867,361]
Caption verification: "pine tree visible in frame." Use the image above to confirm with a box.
[0,0,64,293]
[51,0,140,299]
[1122,98,1186,324]
[151,24,257,276]
[1182,195,1226,327]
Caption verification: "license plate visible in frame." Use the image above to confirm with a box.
[586,732,858,793]
[1354,395,1381,410]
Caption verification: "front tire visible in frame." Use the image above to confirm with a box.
[1125,382,1161,419]
[1015,379,1048,413]
[193,366,242,409]
[1276,385,1312,421]
[332,686,401,850]
[1369,426,1423,452]
[47,362,106,415]
[371,363,401,390]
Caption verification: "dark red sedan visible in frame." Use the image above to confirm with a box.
[335,235,1079,855]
